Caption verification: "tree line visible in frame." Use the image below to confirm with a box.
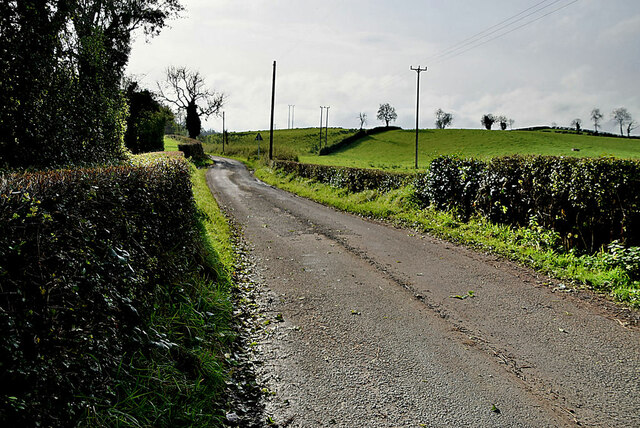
[0,1,224,170]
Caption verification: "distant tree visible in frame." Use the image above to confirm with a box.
[612,107,632,136]
[481,114,496,130]
[627,120,638,137]
[570,118,582,133]
[551,122,558,129]
[377,103,397,127]
[496,115,509,130]
[508,118,515,130]
[358,112,367,130]
[434,109,453,129]
[590,108,603,133]
[157,66,225,139]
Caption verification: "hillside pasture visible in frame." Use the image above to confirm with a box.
[201,128,358,160]
[310,129,640,170]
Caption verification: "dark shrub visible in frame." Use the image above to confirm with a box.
[413,156,485,219]
[179,142,206,160]
[0,159,203,426]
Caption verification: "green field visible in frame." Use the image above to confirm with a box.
[203,128,640,170]
[201,128,357,161]
[310,129,640,171]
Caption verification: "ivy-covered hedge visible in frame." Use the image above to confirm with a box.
[272,155,640,253]
[271,160,411,193]
[412,155,640,252]
[0,159,212,426]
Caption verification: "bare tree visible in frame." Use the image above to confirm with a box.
[481,114,496,130]
[157,66,224,139]
[612,107,632,136]
[590,108,603,133]
[571,118,582,133]
[377,103,397,127]
[434,109,453,129]
[508,118,515,130]
[358,112,367,130]
[627,120,638,137]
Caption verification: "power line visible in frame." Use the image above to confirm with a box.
[377,0,578,92]
[424,0,564,64]
[431,0,579,64]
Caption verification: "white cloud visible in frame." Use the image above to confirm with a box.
[126,0,640,135]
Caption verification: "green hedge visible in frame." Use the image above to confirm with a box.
[272,156,640,253]
[413,155,640,252]
[178,142,206,160]
[271,160,411,193]
[0,159,209,426]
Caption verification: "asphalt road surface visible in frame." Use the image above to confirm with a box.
[206,157,640,427]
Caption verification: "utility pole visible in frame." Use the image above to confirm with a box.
[410,66,427,169]
[288,105,292,129]
[222,111,225,154]
[325,106,330,148]
[319,106,326,150]
[269,60,276,160]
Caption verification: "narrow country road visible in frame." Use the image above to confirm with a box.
[206,157,640,427]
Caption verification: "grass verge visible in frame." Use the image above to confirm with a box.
[254,165,639,308]
[85,163,236,427]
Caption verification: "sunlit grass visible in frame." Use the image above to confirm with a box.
[308,129,640,170]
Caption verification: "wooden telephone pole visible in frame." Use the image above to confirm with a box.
[410,66,427,169]
[269,61,276,160]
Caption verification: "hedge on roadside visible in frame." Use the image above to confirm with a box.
[271,160,411,193]
[272,155,640,253]
[178,142,206,160]
[0,159,213,426]
[412,155,640,252]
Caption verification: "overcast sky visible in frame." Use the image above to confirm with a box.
[127,0,640,134]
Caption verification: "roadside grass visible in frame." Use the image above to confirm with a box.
[87,154,237,426]
[164,135,180,151]
[309,129,640,171]
[254,166,639,307]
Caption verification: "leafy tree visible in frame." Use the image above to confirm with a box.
[481,114,496,130]
[124,81,172,153]
[377,103,397,127]
[358,112,367,130]
[157,66,224,139]
[435,109,453,129]
[591,108,603,133]
[571,118,582,133]
[0,0,183,169]
[612,107,632,136]
[496,115,509,130]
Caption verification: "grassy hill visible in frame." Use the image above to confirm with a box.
[194,127,640,171]
[200,128,358,160]
[309,129,640,171]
